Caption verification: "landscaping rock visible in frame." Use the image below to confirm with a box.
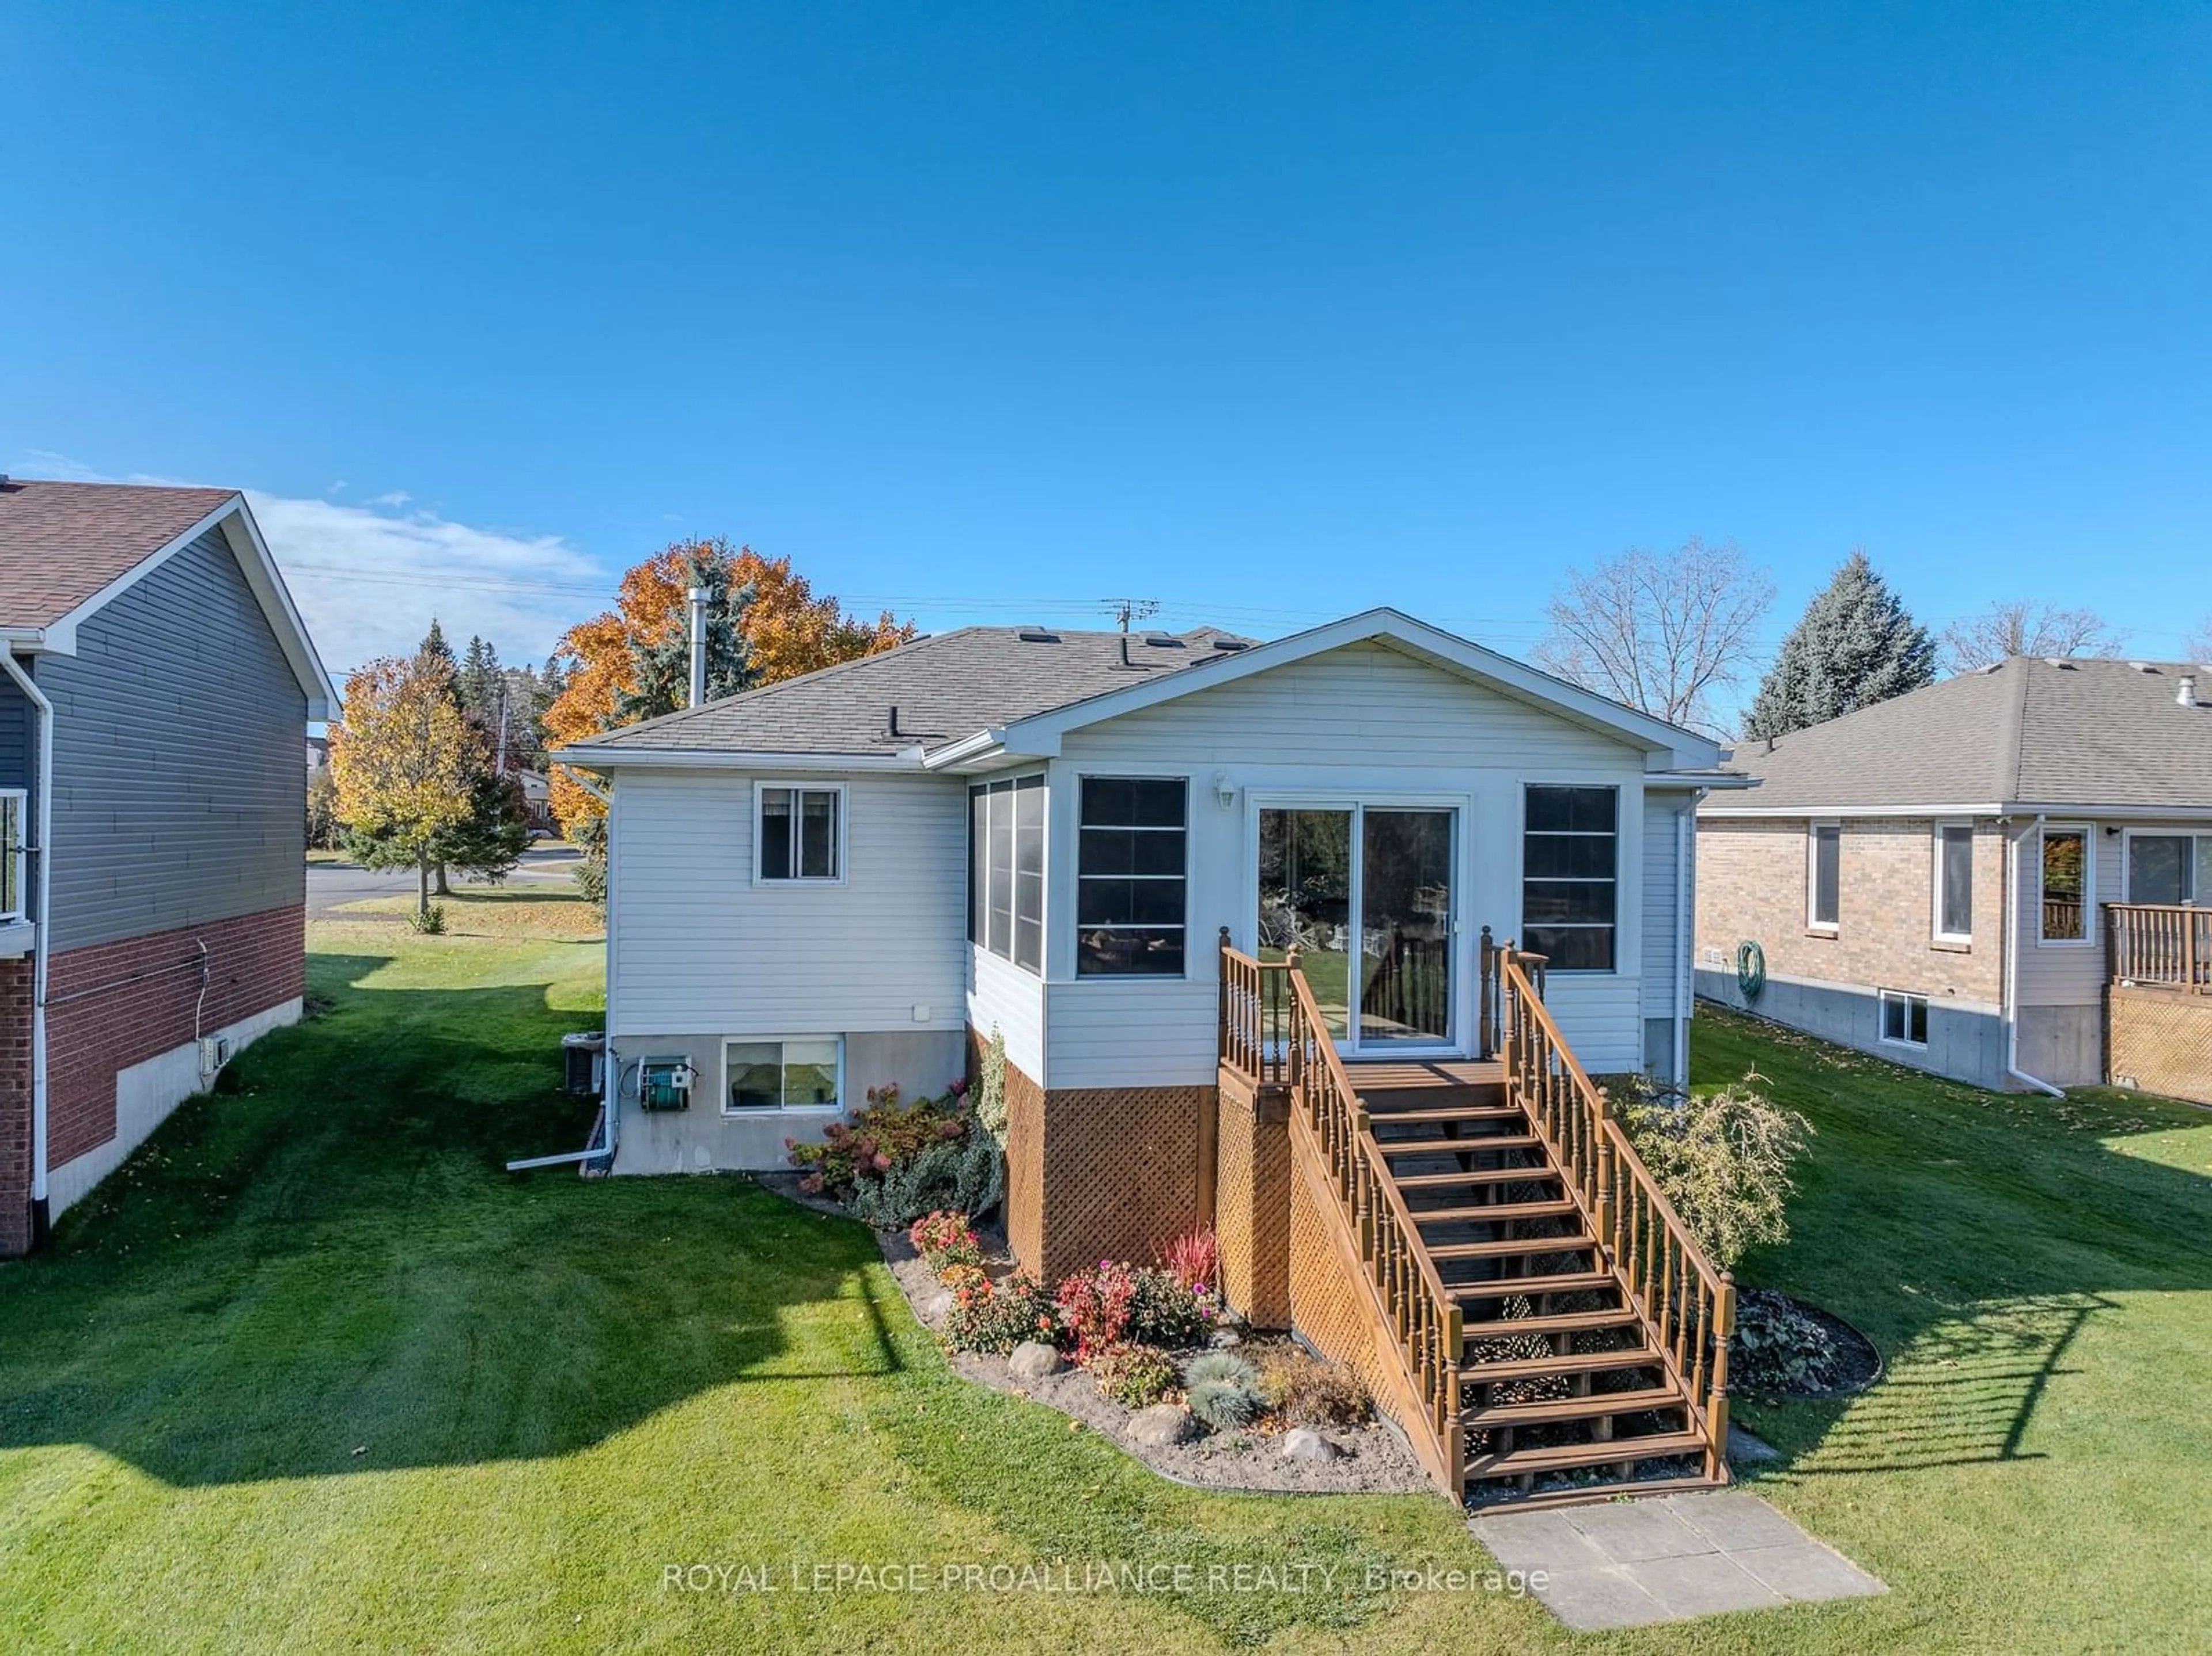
[1280,1427,1342,1463]
[1008,1340,1063,1380]
[1126,1404,1198,1449]
[923,1291,954,1322]
[1209,1329,1243,1349]
[1728,1423,1782,1464]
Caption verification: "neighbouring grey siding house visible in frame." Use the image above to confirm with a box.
[1696,655,2212,1094]
[0,479,335,1257]
[559,608,1743,1180]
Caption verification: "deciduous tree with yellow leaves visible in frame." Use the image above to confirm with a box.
[543,540,913,831]
[329,651,485,923]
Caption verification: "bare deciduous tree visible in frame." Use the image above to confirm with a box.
[2186,617,2212,661]
[1939,601,2125,674]
[1533,539,1775,739]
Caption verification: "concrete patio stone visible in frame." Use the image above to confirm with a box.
[1471,1489,1887,1630]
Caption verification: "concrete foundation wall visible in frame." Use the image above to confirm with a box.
[2015,1004,2105,1089]
[611,1028,965,1174]
[1695,967,2009,1089]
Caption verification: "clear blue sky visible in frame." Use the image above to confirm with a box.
[3,2,2206,677]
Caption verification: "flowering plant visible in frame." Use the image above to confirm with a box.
[944,1269,1059,1355]
[909,1210,982,1276]
[1056,1260,1138,1363]
[786,1081,971,1196]
[1160,1227,1219,1294]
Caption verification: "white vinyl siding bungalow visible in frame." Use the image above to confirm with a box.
[568,610,1734,1173]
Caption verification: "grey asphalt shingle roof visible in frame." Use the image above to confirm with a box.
[0,479,240,627]
[1720,656,2212,810]
[563,624,1256,757]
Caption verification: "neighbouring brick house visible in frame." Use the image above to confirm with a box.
[0,479,335,1256]
[1696,655,2212,1100]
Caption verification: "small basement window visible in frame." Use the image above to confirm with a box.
[1878,990,1929,1049]
[757,785,843,882]
[724,1037,842,1111]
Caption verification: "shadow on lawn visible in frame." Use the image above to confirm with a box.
[1697,1004,2212,1481]
[0,952,902,1488]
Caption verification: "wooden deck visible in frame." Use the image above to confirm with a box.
[1342,1057,1506,1092]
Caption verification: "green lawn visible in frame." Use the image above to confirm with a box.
[1,927,2207,1654]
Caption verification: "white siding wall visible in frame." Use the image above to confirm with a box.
[608,768,967,1037]
[2012,818,2127,1009]
[968,944,1047,1081]
[1641,793,1684,1024]
[1042,641,1658,1087]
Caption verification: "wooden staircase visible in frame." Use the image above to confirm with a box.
[1219,939,1736,1510]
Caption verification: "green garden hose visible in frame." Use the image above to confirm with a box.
[1736,939,1767,1003]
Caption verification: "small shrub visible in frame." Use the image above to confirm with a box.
[976,1026,1009,1147]
[909,1210,981,1275]
[1616,1071,1812,1271]
[408,902,448,935]
[1183,1351,1264,1432]
[945,1269,1060,1355]
[1057,1261,1137,1362]
[938,1261,987,1302]
[1161,1226,1219,1294]
[1090,1343,1178,1409]
[1254,1345,1369,1428]
[1127,1266,1215,1347]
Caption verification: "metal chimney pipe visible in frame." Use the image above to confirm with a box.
[2181,674,2198,708]
[687,585,710,708]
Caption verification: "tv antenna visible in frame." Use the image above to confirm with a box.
[1101,597,1161,634]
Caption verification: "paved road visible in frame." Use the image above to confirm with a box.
[307,843,584,919]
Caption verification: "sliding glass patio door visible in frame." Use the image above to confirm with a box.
[1256,805,1457,1051]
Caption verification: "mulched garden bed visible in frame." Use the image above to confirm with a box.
[874,1226,1431,1496]
[1732,1287,1883,1403]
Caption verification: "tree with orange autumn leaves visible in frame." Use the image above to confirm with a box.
[543,540,913,831]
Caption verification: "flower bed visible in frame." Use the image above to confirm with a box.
[881,1219,1427,1496]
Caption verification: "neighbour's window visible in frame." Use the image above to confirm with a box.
[2127,833,2205,906]
[969,775,1045,973]
[759,786,842,881]
[2039,827,2089,942]
[1878,990,1929,1048]
[724,1037,841,1111]
[1522,785,1617,972]
[1076,777,1187,977]
[1934,823,1974,942]
[1808,822,1841,930]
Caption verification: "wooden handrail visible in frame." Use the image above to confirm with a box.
[1221,934,1465,1499]
[2107,902,2211,995]
[1497,950,1736,1482]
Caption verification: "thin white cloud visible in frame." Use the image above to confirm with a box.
[245,492,611,676]
[6,451,613,677]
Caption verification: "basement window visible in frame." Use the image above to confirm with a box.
[724,1037,842,1112]
[757,785,844,882]
[1878,990,1929,1049]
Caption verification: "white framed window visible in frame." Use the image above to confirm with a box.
[1878,989,1929,1048]
[969,774,1045,974]
[2124,830,2211,905]
[1076,776,1188,977]
[1933,821,1974,944]
[723,1036,842,1112]
[1806,820,1842,931]
[755,783,845,883]
[2037,824,2092,944]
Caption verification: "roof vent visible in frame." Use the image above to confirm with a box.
[2129,661,2157,673]
[1211,638,1249,651]
[1017,628,1060,643]
[2043,657,2075,669]
[1142,633,1184,649]
[2181,675,2199,708]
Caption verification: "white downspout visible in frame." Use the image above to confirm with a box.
[2004,814,2066,1098]
[0,651,54,1244]
[1675,798,1698,1086]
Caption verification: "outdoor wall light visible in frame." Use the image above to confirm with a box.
[1213,771,1237,809]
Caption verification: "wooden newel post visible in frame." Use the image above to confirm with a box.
[1708,1270,1736,1480]
[1283,948,1304,1090]
[1353,1105,1375,1259]
[1442,1303,1465,1499]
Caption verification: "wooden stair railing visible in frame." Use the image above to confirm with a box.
[1218,936,1465,1502]
[1497,949,1736,1483]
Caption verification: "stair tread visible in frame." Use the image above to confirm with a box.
[1450,1270,1616,1301]
[1365,1104,1525,1125]
[1430,1234,1597,1261]
[1464,1430,1710,1481]
[1460,1346,1665,1383]
[1378,1133,1541,1157]
[1397,1158,1557,1185]
[1465,1386,1689,1428]
[1460,1306,1641,1339]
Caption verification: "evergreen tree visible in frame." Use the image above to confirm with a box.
[614,551,756,721]
[1745,552,1935,738]
[456,634,504,728]
[419,618,457,679]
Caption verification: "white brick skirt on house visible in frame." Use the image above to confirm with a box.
[609,1028,967,1174]
[47,996,304,1218]
[1693,968,2008,1090]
